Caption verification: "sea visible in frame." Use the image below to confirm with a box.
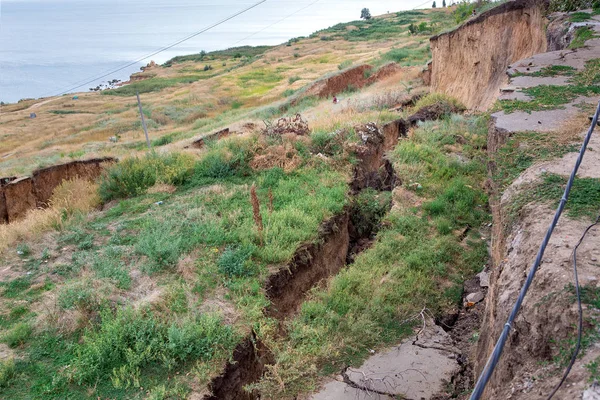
[0,0,425,103]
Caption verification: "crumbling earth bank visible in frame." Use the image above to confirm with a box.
[430,0,549,110]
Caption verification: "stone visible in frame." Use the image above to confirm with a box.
[583,382,600,400]
[466,291,485,304]
[477,271,490,288]
[311,321,459,400]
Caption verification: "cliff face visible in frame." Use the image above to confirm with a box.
[430,0,548,110]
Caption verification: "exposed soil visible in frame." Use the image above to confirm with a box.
[0,158,115,223]
[189,128,232,149]
[430,0,549,110]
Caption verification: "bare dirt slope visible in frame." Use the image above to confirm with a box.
[430,0,548,110]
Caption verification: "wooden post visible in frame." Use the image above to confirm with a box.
[136,91,151,150]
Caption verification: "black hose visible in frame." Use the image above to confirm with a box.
[546,214,600,400]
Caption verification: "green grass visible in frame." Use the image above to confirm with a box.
[570,11,593,22]
[498,84,600,113]
[515,174,600,220]
[48,110,93,115]
[514,65,576,78]
[570,26,598,49]
[99,152,194,201]
[253,114,490,397]
[0,359,15,388]
[3,323,32,348]
[102,76,205,96]
[166,45,273,64]
[492,131,579,190]
[500,59,600,113]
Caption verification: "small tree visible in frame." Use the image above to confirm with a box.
[360,8,372,20]
[443,0,447,6]
[432,1,437,7]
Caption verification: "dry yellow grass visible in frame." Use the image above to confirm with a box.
[0,21,432,177]
[0,178,100,254]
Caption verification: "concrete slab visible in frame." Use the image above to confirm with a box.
[493,107,575,133]
[310,321,460,400]
[311,381,394,400]
[509,75,571,88]
[499,91,533,101]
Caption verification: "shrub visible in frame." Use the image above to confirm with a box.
[136,220,185,272]
[3,322,32,348]
[0,359,15,388]
[217,245,257,277]
[338,60,353,70]
[414,92,465,111]
[288,76,301,85]
[454,1,477,24]
[71,308,236,387]
[309,131,343,155]
[152,134,174,147]
[58,281,97,310]
[550,0,600,11]
[350,189,392,237]
[381,48,411,63]
[192,138,253,181]
[99,152,194,201]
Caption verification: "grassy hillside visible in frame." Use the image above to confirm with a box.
[0,7,493,399]
[0,9,454,178]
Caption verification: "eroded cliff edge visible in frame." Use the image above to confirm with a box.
[430,0,548,110]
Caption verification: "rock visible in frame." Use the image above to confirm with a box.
[466,291,485,304]
[477,271,490,288]
[583,382,600,400]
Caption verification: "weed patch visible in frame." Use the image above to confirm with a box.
[99,152,194,201]
[570,26,598,49]
[70,307,237,387]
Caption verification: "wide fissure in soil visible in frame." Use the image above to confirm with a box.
[204,121,405,400]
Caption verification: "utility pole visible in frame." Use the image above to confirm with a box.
[136,91,151,150]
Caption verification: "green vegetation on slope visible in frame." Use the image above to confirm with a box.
[254,114,491,397]
[0,135,350,399]
[499,59,600,113]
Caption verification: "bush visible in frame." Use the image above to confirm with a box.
[338,60,353,70]
[58,281,97,310]
[309,131,343,155]
[550,0,600,11]
[0,359,15,388]
[192,138,253,181]
[217,245,257,277]
[414,92,465,111]
[350,189,392,237]
[71,308,236,387]
[3,322,32,348]
[99,152,194,201]
[382,48,411,63]
[136,220,186,272]
[454,1,477,24]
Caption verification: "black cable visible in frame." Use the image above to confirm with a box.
[470,101,600,400]
[43,0,267,98]
[546,214,600,400]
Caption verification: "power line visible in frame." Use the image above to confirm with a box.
[470,100,600,400]
[44,0,267,98]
